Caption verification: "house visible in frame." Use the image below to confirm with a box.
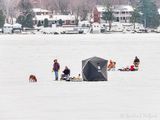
[51,15,76,26]
[113,5,134,23]
[92,5,134,23]
[33,8,52,25]
[92,5,107,23]
[32,8,77,26]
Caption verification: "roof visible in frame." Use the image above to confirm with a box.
[113,5,134,12]
[4,23,12,27]
[34,15,50,21]
[13,23,22,28]
[96,5,107,12]
[83,56,107,63]
[33,8,51,13]
[51,15,76,21]
[95,5,134,12]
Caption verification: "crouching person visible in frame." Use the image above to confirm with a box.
[61,66,70,81]
[29,74,37,82]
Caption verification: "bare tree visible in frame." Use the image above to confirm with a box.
[0,0,5,10]
[0,0,21,18]
[71,0,93,22]
[48,0,70,14]
[79,0,92,21]
[0,0,15,23]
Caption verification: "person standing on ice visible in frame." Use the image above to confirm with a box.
[133,56,140,67]
[52,59,60,80]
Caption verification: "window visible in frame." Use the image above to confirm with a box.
[71,20,75,24]
[36,12,41,15]
[63,21,66,24]
[116,17,119,22]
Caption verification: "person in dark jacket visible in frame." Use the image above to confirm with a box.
[61,66,70,80]
[63,66,70,76]
[53,59,60,80]
[133,56,140,68]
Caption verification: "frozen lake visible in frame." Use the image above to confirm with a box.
[0,34,160,120]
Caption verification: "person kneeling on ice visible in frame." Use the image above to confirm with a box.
[29,74,37,82]
[108,60,116,71]
[60,66,70,81]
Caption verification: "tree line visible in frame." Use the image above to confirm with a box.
[102,0,160,30]
[0,0,160,29]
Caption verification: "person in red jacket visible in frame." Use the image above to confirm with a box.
[53,59,60,80]
[130,65,135,71]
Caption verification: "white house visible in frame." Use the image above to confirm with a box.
[33,8,52,25]
[113,5,134,23]
[51,15,76,26]
[93,5,134,23]
[32,8,77,26]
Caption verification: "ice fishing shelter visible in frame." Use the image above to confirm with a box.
[82,57,108,81]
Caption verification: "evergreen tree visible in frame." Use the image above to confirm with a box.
[44,18,49,27]
[102,10,114,31]
[131,9,142,29]
[138,0,160,28]
[37,21,42,27]
[17,0,34,28]
[58,19,63,26]
[16,15,25,26]
[0,10,5,28]
[24,13,34,28]
[102,0,114,31]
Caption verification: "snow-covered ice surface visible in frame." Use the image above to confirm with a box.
[0,34,160,120]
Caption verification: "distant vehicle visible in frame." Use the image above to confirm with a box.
[79,21,91,28]
[78,21,90,34]
[65,27,79,34]
[90,22,101,34]
[12,23,22,33]
[3,24,13,34]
